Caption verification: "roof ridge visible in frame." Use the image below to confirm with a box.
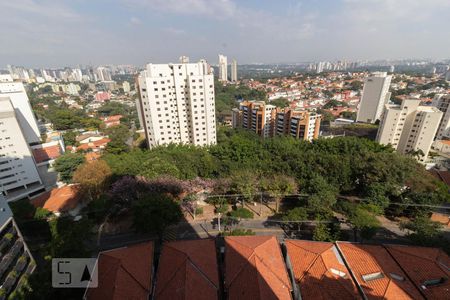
[227,251,256,287]
[298,251,322,281]
[253,236,275,251]
[156,254,189,297]
[228,236,269,251]
[254,252,290,288]
[186,256,219,289]
[119,262,151,294]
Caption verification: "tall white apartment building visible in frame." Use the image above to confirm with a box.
[218,54,228,82]
[137,58,217,148]
[376,98,442,162]
[0,75,40,145]
[356,72,392,123]
[96,67,112,82]
[231,59,238,82]
[0,98,43,201]
[432,94,450,140]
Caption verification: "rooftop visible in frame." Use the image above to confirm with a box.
[31,185,80,213]
[225,236,292,300]
[85,242,154,300]
[285,240,359,300]
[337,243,423,299]
[154,239,220,300]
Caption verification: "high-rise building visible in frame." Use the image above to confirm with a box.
[0,75,40,145]
[218,54,228,82]
[0,98,44,201]
[96,67,112,82]
[431,94,450,140]
[275,109,322,141]
[316,62,324,74]
[122,81,131,93]
[356,72,392,123]
[231,59,238,82]
[232,101,321,140]
[137,58,217,148]
[376,98,442,162]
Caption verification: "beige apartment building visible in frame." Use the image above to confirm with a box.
[376,98,442,161]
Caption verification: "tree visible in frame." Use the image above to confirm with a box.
[270,98,290,108]
[229,207,254,220]
[105,125,130,154]
[313,223,333,242]
[72,160,112,201]
[62,130,77,147]
[261,175,297,212]
[54,153,85,183]
[347,208,380,242]
[229,170,259,203]
[132,194,182,236]
[282,207,308,232]
[222,228,255,236]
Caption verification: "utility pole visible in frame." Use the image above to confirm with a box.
[259,192,263,216]
[218,213,221,232]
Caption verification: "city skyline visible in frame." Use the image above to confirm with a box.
[1,0,450,67]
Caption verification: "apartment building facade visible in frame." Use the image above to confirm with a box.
[356,72,392,123]
[0,98,44,201]
[137,58,217,149]
[232,101,321,140]
[218,54,228,82]
[231,59,237,82]
[431,94,450,140]
[0,75,40,145]
[376,98,442,161]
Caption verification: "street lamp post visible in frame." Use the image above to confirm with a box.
[218,213,221,232]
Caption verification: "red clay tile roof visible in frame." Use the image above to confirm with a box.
[76,138,111,151]
[154,239,219,300]
[429,170,450,187]
[225,236,292,300]
[337,243,423,300]
[430,212,450,227]
[32,144,62,163]
[85,152,101,163]
[31,185,80,213]
[285,240,359,300]
[385,245,450,299]
[86,242,154,300]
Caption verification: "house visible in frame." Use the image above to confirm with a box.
[430,212,450,227]
[30,185,82,216]
[384,244,450,299]
[224,236,292,300]
[337,242,423,299]
[101,115,123,128]
[154,239,220,300]
[31,140,64,166]
[284,240,359,299]
[76,138,111,152]
[84,242,154,300]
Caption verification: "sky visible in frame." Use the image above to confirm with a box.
[1,0,450,68]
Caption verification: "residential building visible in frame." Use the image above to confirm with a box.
[0,196,35,298]
[0,98,44,202]
[0,75,40,145]
[337,242,423,299]
[84,242,154,300]
[154,239,219,300]
[31,185,82,216]
[431,94,450,139]
[233,101,276,137]
[122,81,131,93]
[231,59,238,82]
[137,58,217,148]
[101,115,122,128]
[224,236,292,300]
[232,101,321,140]
[376,98,442,161]
[356,72,392,123]
[95,67,112,82]
[284,240,359,300]
[275,108,321,141]
[218,54,228,82]
[385,244,450,299]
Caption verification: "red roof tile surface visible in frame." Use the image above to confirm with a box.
[154,239,219,300]
[385,245,450,299]
[76,138,110,151]
[86,242,154,300]
[32,144,62,163]
[225,236,292,300]
[337,243,423,300]
[285,240,359,300]
[31,185,80,213]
